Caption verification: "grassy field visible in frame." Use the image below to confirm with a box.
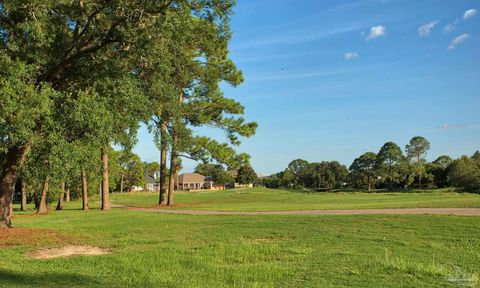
[1,188,480,287]
[110,187,480,211]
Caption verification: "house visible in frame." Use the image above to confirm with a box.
[145,172,160,192]
[178,173,216,190]
[176,171,254,191]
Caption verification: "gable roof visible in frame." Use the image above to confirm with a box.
[178,173,206,183]
[145,174,157,184]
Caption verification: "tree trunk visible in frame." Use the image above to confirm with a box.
[20,180,27,211]
[81,169,88,210]
[159,121,168,205]
[65,187,70,202]
[120,172,124,194]
[167,123,179,206]
[174,170,179,190]
[367,175,372,191]
[388,167,393,191]
[37,177,49,214]
[0,143,30,228]
[101,148,110,211]
[56,181,65,211]
[417,155,422,189]
[9,202,13,218]
[33,191,40,209]
[167,150,177,206]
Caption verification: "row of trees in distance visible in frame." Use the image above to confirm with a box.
[260,136,480,191]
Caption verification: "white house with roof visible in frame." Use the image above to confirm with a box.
[178,173,216,190]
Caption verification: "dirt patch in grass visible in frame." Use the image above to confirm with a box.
[26,246,111,259]
[0,228,71,247]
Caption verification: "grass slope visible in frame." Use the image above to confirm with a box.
[110,187,480,211]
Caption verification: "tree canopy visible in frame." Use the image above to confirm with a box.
[0,0,257,228]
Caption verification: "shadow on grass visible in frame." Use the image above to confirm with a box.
[278,187,479,194]
[0,268,103,287]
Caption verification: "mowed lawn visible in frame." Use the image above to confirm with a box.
[110,187,480,211]
[1,189,480,287]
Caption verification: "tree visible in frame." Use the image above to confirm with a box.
[236,165,257,186]
[405,136,430,188]
[376,142,404,190]
[195,163,238,189]
[213,170,235,189]
[56,182,66,211]
[287,159,310,188]
[448,156,480,190]
[261,173,282,189]
[472,151,480,164]
[433,155,453,168]
[195,164,225,177]
[139,3,256,206]
[427,155,452,188]
[308,161,348,190]
[349,152,377,190]
[20,179,27,211]
[145,162,161,174]
[122,154,146,191]
[0,0,184,228]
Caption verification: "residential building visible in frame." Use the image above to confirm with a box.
[178,173,215,190]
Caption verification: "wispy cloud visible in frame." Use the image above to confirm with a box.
[443,21,458,33]
[365,25,386,40]
[418,21,438,37]
[248,67,374,82]
[232,23,367,50]
[448,34,470,50]
[344,52,358,60]
[441,124,466,130]
[443,9,476,33]
[463,8,477,20]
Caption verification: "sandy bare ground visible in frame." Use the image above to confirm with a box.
[26,245,111,259]
[113,205,480,216]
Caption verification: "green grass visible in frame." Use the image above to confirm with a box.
[2,188,480,287]
[110,187,480,211]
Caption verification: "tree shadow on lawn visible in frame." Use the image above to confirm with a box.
[0,269,103,287]
[283,187,480,194]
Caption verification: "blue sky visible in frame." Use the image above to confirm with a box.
[133,0,480,175]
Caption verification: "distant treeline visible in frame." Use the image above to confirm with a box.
[259,137,480,191]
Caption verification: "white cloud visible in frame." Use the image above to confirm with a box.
[463,9,477,20]
[344,52,358,60]
[448,34,470,50]
[418,21,438,37]
[366,25,386,40]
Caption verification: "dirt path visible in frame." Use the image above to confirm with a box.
[112,205,480,216]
